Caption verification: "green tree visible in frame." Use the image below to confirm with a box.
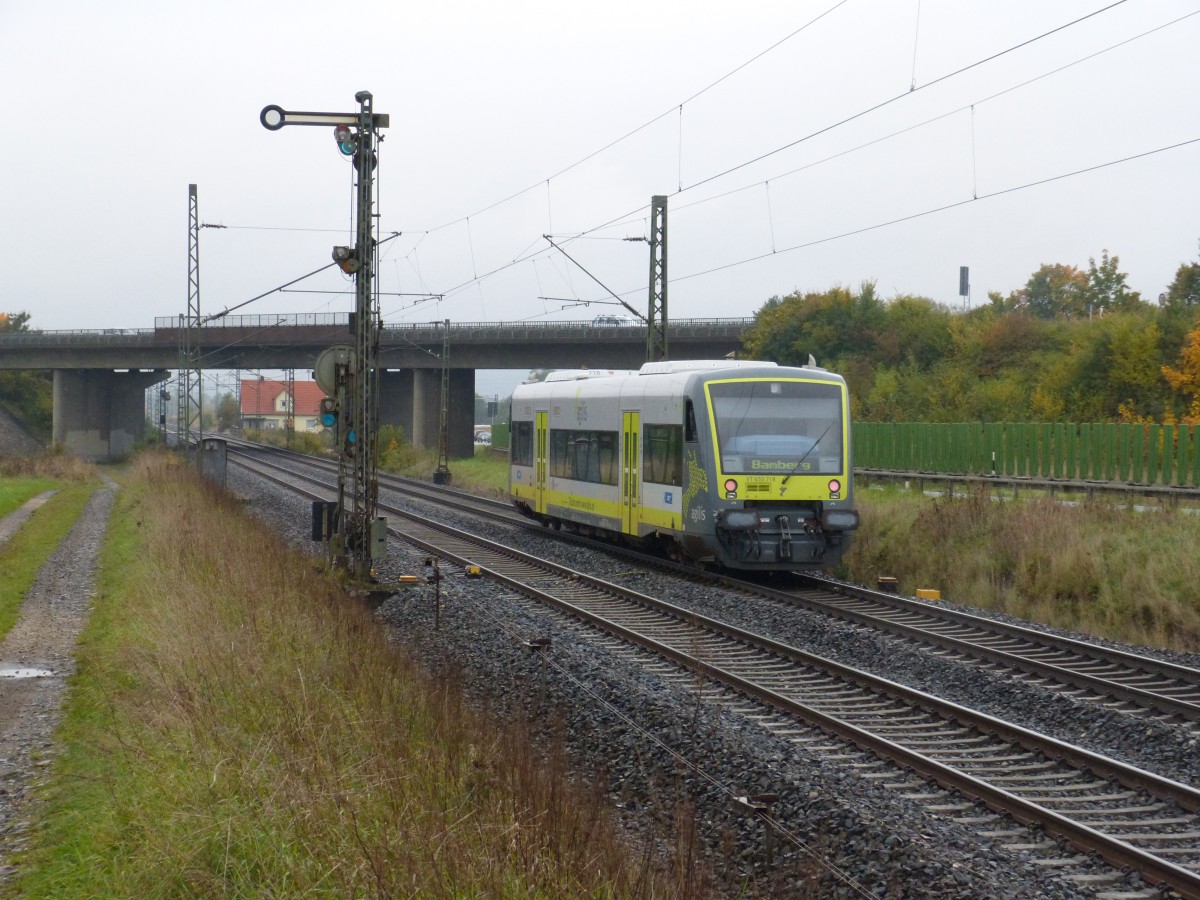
[1083,250,1142,316]
[1017,263,1088,319]
[743,282,886,369]
[0,311,52,440]
[874,295,953,369]
[216,393,240,431]
[1160,243,1200,312]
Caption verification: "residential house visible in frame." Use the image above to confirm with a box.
[241,379,328,431]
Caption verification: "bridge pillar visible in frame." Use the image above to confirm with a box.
[53,369,167,461]
[379,368,475,459]
[379,370,415,441]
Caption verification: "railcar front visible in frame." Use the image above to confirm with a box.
[682,364,858,570]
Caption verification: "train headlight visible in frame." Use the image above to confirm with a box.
[720,509,760,531]
[828,479,841,494]
[821,509,859,531]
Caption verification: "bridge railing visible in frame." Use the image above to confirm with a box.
[152,314,754,334]
[0,316,751,341]
[0,329,156,344]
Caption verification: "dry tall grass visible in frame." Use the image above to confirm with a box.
[0,450,96,481]
[23,452,705,897]
[844,486,1200,652]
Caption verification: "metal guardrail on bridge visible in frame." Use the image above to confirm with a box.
[0,316,753,347]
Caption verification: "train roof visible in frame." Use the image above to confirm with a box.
[515,361,844,399]
[538,360,836,380]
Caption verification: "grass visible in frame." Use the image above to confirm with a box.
[18,451,705,897]
[431,447,511,498]
[0,477,57,519]
[0,479,98,641]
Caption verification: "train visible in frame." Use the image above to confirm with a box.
[508,359,858,571]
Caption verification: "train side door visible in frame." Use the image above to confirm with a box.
[622,410,640,535]
[535,411,549,515]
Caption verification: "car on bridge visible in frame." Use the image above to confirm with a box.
[591,315,634,326]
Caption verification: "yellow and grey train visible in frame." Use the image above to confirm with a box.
[508,359,859,571]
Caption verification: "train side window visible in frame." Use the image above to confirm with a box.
[549,428,618,485]
[644,424,683,486]
[685,400,698,442]
[511,421,534,466]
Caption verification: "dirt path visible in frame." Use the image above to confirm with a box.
[0,479,114,884]
[0,492,57,550]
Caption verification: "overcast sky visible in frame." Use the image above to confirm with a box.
[3,1,1198,388]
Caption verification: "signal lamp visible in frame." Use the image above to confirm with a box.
[319,397,337,428]
[828,479,841,494]
[333,124,357,156]
[332,245,361,274]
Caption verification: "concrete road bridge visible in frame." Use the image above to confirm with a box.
[0,314,753,460]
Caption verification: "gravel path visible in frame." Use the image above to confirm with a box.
[0,492,56,549]
[0,480,113,886]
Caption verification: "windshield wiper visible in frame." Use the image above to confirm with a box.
[781,422,833,485]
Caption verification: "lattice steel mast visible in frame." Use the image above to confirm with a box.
[646,195,668,362]
[178,184,203,449]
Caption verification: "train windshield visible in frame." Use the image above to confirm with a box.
[708,380,843,475]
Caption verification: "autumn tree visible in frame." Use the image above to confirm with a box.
[1162,319,1200,422]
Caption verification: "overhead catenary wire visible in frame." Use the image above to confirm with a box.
[669,135,1200,288]
[909,0,923,91]
[680,0,1131,194]
[386,0,854,243]
[670,6,1200,216]
[472,132,1200,310]
[425,4,1190,307]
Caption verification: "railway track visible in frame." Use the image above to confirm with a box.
[226,441,1200,732]
[228,445,1200,897]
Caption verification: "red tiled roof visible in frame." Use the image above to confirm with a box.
[240,380,327,416]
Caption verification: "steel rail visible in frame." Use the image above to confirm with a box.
[227,441,1200,725]
[229,447,1200,896]
[749,578,1200,723]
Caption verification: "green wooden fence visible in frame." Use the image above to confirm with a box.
[853,422,1200,487]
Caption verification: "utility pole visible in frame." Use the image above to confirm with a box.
[178,184,203,451]
[646,195,668,362]
[262,92,390,583]
[284,366,295,448]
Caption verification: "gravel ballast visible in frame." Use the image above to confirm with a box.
[230,464,1181,898]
